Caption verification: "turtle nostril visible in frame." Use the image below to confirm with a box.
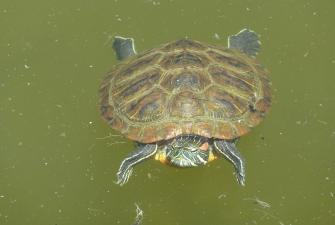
[248,104,257,112]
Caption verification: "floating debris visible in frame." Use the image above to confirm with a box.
[243,196,289,224]
[254,208,278,220]
[96,133,123,140]
[132,204,144,225]
[96,133,127,146]
[317,119,328,125]
[217,193,227,199]
[107,141,127,146]
[244,196,271,208]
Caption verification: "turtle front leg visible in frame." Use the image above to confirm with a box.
[117,143,157,186]
[214,140,246,186]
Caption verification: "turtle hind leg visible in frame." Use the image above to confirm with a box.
[228,29,261,57]
[113,36,137,60]
[214,140,246,186]
[116,143,157,186]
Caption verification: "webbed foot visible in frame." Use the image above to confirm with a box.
[113,36,137,60]
[228,29,261,57]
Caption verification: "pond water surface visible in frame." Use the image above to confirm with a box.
[1,0,334,225]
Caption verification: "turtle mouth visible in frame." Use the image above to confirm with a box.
[157,135,211,167]
[167,148,209,167]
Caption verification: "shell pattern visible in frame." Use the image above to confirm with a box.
[100,39,271,143]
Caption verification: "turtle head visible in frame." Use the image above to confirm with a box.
[155,135,216,167]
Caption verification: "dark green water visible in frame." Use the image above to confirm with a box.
[1,0,334,224]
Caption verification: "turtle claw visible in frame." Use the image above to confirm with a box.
[236,171,246,186]
[116,167,133,186]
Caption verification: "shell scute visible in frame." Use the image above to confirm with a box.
[205,86,249,118]
[207,49,251,71]
[213,121,234,139]
[161,39,207,51]
[160,69,211,92]
[159,51,209,69]
[115,53,162,82]
[124,88,166,122]
[170,91,205,118]
[113,68,161,102]
[100,39,271,143]
[208,65,256,96]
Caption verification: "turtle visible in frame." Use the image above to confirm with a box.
[100,29,271,186]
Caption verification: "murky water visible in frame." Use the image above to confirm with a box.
[1,0,334,224]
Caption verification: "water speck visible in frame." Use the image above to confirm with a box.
[213,33,221,40]
[317,120,328,125]
[115,14,122,22]
[218,193,227,199]
[244,196,271,208]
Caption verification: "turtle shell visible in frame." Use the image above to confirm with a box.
[100,39,271,143]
